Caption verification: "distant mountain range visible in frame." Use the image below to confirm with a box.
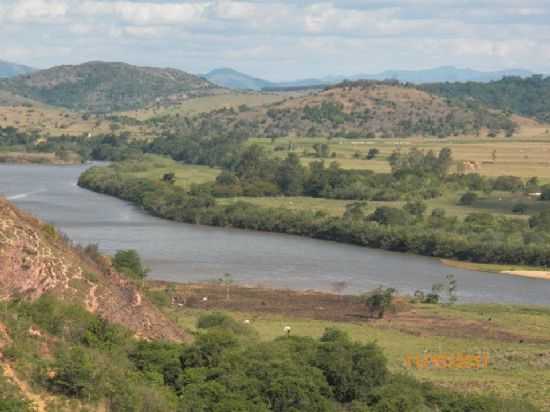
[204,66,535,91]
[0,59,35,78]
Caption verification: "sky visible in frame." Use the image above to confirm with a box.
[1,0,550,81]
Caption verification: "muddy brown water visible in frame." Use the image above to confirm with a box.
[1,163,549,305]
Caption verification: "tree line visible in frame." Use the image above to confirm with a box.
[78,159,550,267]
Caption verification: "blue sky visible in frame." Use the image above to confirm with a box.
[1,0,549,80]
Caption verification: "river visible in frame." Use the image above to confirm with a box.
[1,163,549,304]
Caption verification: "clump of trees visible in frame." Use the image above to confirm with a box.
[0,291,538,411]
[423,75,550,123]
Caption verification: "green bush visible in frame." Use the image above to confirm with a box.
[0,375,33,412]
[196,312,257,337]
[459,192,478,205]
[113,249,149,279]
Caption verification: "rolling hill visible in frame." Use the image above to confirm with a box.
[422,75,550,123]
[204,67,273,91]
[0,61,224,112]
[0,59,35,78]
[158,81,518,139]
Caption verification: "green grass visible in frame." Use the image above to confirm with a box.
[165,303,550,411]
[117,155,220,189]
[115,155,550,221]
[121,92,290,120]
[251,130,550,180]
[218,196,351,217]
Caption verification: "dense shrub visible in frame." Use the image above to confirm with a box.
[458,192,478,205]
[113,249,149,279]
[3,297,540,411]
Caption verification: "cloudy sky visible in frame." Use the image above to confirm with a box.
[1,0,549,80]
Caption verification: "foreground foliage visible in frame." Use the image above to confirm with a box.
[0,296,538,411]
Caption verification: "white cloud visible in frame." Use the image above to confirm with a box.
[79,1,208,25]
[5,0,68,23]
[0,0,549,77]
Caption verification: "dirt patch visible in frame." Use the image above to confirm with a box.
[154,281,374,322]
[372,312,549,344]
[500,270,550,280]
[150,282,544,344]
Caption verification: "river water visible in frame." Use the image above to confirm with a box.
[1,163,549,304]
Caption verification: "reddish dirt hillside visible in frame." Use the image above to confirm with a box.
[0,197,187,342]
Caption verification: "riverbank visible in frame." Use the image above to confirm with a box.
[145,281,550,411]
[77,157,550,269]
[441,259,550,280]
[0,151,80,165]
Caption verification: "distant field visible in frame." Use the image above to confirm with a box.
[251,124,550,179]
[149,282,550,411]
[219,196,351,217]
[0,151,80,165]
[119,155,550,220]
[120,92,293,120]
[0,104,149,138]
[115,155,220,189]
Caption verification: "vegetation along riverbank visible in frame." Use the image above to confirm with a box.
[2,198,544,410]
[79,153,550,268]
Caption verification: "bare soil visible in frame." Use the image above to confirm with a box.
[149,281,547,344]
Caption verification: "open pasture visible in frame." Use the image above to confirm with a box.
[120,91,292,120]
[253,124,550,178]
[148,281,550,411]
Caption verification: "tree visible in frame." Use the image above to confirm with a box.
[344,202,368,221]
[458,192,478,205]
[437,147,453,177]
[529,209,550,230]
[403,200,427,218]
[369,207,412,226]
[48,347,102,400]
[218,273,234,301]
[315,328,387,402]
[446,274,458,305]
[366,148,380,160]
[313,143,330,158]
[363,287,395,318]
[275,153,306,195]
[113,249,149,280]
[162,172,176,184]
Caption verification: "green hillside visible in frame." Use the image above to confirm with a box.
[422,75,550,123]
[0,61,224,112]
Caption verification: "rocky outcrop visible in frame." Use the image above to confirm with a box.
[0,197,187,342]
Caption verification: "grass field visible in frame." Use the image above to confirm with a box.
[119,155,550,221]
[0,103,151,138]
[147,281,550,411]
[252,124,550,179]
[120,91,293,120]
[117,156,220,189]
